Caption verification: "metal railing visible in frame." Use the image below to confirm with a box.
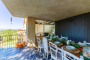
[0,35,26,48]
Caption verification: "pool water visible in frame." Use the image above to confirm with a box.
[0,47,51,60]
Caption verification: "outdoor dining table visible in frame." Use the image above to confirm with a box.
[48,39,88,60]
[36,36,89,60]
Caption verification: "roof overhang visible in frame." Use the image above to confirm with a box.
[1,0,90,21]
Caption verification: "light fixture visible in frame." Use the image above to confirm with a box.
[10,17,12,24]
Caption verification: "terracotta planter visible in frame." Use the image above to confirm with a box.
[16,42,26,48]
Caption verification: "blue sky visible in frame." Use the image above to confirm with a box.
[0,0,23,30]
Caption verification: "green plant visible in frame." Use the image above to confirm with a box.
[59,39,62,42]
[36,33,39,34]
[75,44,80,48]
[52,37,55,40]
[47,36,50,39]
[71,41,75,46]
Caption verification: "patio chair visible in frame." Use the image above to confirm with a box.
[36,37,44,52]
[83,41,90,45]
[54,35,59,38]
[49,42,62,60]
[61,47,84,60]
[43,37,51,59]
[86,43,90,45]
[61,35,68,40]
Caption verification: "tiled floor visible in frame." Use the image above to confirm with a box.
[0,47,51,60]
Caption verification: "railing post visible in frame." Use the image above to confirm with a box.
[11,35,12,47]
[7,35,8,48]
[9,35,10,47]
[0,35,19,48]
[0,36,1,48]
[2,35,3,48]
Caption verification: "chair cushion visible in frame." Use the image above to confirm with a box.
[38,44,44,48]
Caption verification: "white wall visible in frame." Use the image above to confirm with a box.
[44,25,55,33]
[23,18,55,34]
[22,19,55,36]
[35,24,43,33]
[35,24,55,33]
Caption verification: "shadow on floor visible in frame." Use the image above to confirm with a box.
[0,47,52,60]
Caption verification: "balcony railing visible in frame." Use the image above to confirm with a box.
[0,35,26,48]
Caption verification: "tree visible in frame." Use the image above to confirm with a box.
[0,29,18,43]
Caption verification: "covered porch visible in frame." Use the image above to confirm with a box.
[1,0,90,60]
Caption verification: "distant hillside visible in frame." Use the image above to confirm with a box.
[0,29,17,31]
[0,29,7,31]
[0,29,17,36]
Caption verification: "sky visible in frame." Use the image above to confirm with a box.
[0,0,23,30]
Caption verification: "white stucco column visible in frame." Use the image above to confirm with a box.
[26,17,35,47]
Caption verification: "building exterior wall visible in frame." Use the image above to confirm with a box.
[55,12,90,43]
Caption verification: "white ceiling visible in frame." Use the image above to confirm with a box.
[1,0,90,21]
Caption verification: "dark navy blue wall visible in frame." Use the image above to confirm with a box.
[55,13,90,43]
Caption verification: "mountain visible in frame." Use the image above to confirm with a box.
[0,29,17,31]
[0,29,7,31]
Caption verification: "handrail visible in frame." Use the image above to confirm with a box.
[0,35,26,48]
[0,35,26,36]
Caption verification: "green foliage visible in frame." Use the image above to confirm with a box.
[70,41,75,46]
[2,36,18,43]
[0,29,17,36]
[47,36,50,39]
[52,37,55,40]
[0,29,18,43]
[55,38,59,41]
[59,39,63,42]
[75,44,80,48]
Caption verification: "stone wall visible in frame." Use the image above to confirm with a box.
[17,30,26,41]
